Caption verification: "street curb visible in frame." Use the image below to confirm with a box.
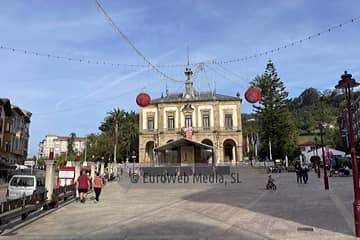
[0,197,76,236]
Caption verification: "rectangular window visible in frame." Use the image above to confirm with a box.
[147,117,154,130]
[202,113,210,129]
[168,115,175,129]
[185,114,192,128]
[225,113,233,129]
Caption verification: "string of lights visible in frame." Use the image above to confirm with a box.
[95,0,183,83]
[0,45,149,68]
[1,16,359,69]
[197,16,360,65]
[0,44,191,69]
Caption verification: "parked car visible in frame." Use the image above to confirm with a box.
[6,175,45,200]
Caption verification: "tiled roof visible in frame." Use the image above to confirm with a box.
[298,140,316,146]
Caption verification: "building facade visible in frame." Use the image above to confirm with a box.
[139,65,243,165]
[0,98,32,165]
[38,134,87,159]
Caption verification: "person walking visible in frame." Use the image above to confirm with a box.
[87,172,93,190]
[295,160,302,184]
[302,164,309,184]
[77,170,90,203]
[93,172,103,203]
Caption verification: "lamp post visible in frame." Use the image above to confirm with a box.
[319,123,329,190]
[114,120,118,164]
[314,136,321,178]
[335,71,360,237]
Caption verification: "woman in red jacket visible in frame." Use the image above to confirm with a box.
[93,172,103,203]
[77,170,90,203]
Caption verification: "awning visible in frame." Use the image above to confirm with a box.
[155,138,213,151]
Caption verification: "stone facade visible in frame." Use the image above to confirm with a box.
[139,66,243,165]
[0,98,31,165]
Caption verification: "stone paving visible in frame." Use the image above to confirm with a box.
[0,185,7,202]
[0,168,359,240]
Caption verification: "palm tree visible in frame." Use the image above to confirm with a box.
[102,108,126,163]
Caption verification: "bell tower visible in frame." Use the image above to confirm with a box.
[183,64,194,99]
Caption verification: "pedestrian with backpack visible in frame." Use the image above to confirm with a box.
[93,172,103,203]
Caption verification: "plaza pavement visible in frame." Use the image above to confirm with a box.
[0,185,7,202]
[0,168,359,240]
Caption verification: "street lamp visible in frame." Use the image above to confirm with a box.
[335,71,360,237]
[314,136,321,178]
[319,123,329,190]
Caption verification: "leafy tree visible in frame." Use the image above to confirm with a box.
[251,60,299,161]
[242,114,260,159]
[289,88,320,109]
[67,132,76,154]
[36,156,47,166]
[90,108,139,163]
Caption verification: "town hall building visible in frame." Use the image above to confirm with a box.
[138,65,243,165]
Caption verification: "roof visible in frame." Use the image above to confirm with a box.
[11,104,32,122]
[156,138,213,151]
[151,91,240,104]
[57,136,87,141]
[299,140,316,146]
[0,98,12,116]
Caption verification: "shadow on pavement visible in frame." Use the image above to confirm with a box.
[181,170,354,237]
[85,220,271,240]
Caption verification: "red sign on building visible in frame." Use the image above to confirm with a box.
[185,130,192,140]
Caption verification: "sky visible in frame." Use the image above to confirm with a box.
[1,0,360,157]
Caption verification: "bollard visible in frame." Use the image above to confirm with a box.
[113,163,118,180]
[74,161,81,198]
[100,162,105,177]
[90,162,95,189]
[45,160,56,201]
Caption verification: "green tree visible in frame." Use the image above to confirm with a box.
[242,114,260,159]
[37,156,47,166]
[251,60,299,161]
[67,132,76,154]
[97,109,139,162]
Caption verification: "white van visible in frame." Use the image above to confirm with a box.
[6,175,45,200]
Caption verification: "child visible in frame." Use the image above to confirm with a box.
[266,175,276,190]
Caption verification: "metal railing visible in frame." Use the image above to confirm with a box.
[0,190,47,225]
[51,184,76,208]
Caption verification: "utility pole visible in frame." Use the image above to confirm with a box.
[84,139,87,162]
[269,137,273,162]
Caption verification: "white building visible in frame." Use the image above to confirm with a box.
[299,140,345,164]
[38,134,87,159]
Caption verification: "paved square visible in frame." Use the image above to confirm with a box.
[0,168,358,239]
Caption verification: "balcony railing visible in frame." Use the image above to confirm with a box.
[140,126,241,135]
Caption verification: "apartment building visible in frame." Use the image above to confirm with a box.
[0,98,31,165]
[38,134,87,159]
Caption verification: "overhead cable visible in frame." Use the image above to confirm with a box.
[197,16,360,65]
[95,0,183,83]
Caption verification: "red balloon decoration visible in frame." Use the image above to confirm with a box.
[136,92,151,107]
[245,87,261,103]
